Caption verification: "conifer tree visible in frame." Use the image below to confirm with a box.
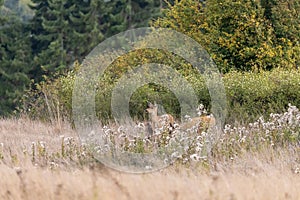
[33,0,71,73]
[0,9,32,115]
[103,0,164,36]
[30,0,106,77]
[67,0,104,63]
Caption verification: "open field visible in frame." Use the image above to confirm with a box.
[0,117,299,200]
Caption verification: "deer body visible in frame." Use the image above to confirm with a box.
[181,114,215,133]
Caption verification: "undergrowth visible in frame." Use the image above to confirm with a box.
[2,105,299,172]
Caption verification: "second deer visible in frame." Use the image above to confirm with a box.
[181,114,216,134]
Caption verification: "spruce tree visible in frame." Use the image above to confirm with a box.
[33,0,71,73]
[30,0,106,78]
[0,12,32,115]
[29,0,51,79]
[103,0,164,36]
[67,0,104,63]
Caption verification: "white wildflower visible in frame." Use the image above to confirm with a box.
[190,153,200,161]
[145,165,152,170]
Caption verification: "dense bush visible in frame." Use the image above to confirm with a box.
[21,59,300,125]
[224,68,300,123]
[21,51,204,123]
[153,0,300,72]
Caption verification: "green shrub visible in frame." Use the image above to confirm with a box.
[21,58,300,125]
[20,69,76,123]
[224,68,300,123]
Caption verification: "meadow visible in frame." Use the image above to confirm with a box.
[0,104,299,199]
[1,0,299,199]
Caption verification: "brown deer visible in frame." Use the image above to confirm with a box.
[181,114,216,134]
[145,102,175,135]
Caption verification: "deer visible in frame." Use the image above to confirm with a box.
[180,114,216,134]
[145,102,175,136]
[146,102,215,136]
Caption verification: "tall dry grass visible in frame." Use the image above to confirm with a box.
[0,117,299,200]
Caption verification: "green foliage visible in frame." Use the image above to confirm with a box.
[2,0,300,119]
[102,0,165,36]
[205,0,279,72]
[153,0,300,72]
[22,58,300,125]
[20,67,76,122]
[29,0,165,79]
[0,15,32,116]
[224,68,300,123]
[270,0,300,68]
[30,0,105,76]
